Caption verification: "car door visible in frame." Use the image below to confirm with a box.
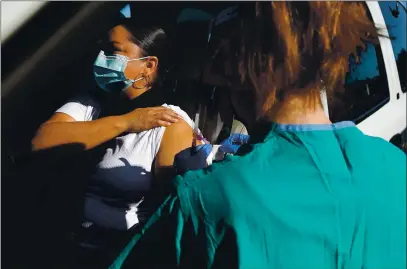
[378,1,407,149]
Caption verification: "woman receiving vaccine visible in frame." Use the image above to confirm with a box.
[32,16,200,268]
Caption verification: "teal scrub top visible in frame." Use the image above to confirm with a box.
[110,121,406,269]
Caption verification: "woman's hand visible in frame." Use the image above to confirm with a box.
[122,106,182,133]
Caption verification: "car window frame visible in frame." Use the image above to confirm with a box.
[327,2,392,124]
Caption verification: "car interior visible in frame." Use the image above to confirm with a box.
[1,2,234,268]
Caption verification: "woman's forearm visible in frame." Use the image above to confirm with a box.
[31,115,128,151]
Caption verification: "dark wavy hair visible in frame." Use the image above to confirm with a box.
[118,18,171,88]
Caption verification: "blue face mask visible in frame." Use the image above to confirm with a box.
[93,50,149,93]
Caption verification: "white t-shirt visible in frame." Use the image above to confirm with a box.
[56,95,195,230]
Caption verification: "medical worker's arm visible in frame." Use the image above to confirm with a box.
[32,107,181,151]
[110,193,204,269]
[111,168,228,269]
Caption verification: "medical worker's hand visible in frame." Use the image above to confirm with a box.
[219,133,250,154]
[174,144,213,175]
[122,106,182,133]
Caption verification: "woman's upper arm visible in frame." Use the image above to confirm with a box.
[154,119,194,176]
[45,112,77,124]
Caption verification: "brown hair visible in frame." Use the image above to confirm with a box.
[228,1,382,118]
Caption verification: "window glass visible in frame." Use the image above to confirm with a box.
[329,5,390,123]
[379,1,406,92]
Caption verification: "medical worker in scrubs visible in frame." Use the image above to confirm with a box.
[111,2,406,269]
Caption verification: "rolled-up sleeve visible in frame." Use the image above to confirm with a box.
[55,95,100,122]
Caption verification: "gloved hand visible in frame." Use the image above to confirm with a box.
[173,133,250,175]
[219,133,250,154]
[173,144,213,175]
